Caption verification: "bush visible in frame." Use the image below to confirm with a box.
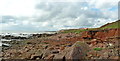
[93,48,102,51]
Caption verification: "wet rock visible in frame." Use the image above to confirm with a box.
[2,44,10,47]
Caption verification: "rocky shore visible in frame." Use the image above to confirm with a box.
[1,28,120,61]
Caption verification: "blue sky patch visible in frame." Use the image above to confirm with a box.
[109,7,118,11]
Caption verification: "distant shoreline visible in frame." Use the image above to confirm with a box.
[0,30,57,34]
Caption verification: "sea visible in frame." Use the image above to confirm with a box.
[0,31,57,46]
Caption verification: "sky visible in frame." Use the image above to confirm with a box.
[0,0,119,31]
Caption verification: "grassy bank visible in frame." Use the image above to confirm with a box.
[59,20,120,33]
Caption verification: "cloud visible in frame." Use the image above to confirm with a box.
[1,16,17,23]
[0,0,36,16]
[0,0,119,31]
[89,0,118,9]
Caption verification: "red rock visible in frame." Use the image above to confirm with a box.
[60,46,65,51]
[44,54,54,59]
[48,47,54,50]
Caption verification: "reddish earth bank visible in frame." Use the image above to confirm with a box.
[82,28,120,40]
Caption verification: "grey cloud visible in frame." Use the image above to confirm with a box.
[1,2,118,31]
[1,16,17,23]
[33,2,118,29]
[35,2,86,21]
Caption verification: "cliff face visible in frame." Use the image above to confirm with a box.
[81,28,120,40]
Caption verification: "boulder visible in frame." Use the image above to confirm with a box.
[54,41,89,60]
[65,41,89,60]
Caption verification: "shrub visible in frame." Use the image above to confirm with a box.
[93,48,102,51]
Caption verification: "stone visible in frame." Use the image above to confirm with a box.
[48,47,54,50]
[109,56,119,59]
[21,53,32,59]
[60,47,65,51]
[53,46,72,59]
[44,54,54,59]
[91,41,97,46]
[24,48,30,52]
[42,45,49,49]
[42,49,53,59]
[51,50,59,54]
[30,54,43,60]
[97,43,106,48]
[65,41,89,60]
[102,52,109,58]
[54,41,89,60]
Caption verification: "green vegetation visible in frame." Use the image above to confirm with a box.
[60,28,97,33]
[61,29,88,33]
[60,20,120,33]
[93,48,102,51]
[100,20,120,29]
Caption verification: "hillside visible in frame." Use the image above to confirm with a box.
[99,20,120,29]
[59,20,120,33]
